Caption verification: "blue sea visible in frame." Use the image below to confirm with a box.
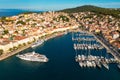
[0,9,42,17]
[0,10,120,80]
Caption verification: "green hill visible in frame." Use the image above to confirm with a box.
[60,5,120,18]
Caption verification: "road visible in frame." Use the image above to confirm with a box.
[93,33,120,62]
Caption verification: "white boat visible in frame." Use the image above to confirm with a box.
[96,61,102,68]
[31,40,44,48]
[118,64,120,69]
[102,63,109,70]
[16,51,48,62]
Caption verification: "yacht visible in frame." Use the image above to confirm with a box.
[31,40,44,48]
[16,51,48,62]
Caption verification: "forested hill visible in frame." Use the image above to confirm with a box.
[60,5,120,18]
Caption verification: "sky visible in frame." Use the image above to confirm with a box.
[0,0,120,10]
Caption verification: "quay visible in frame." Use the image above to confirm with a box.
[0,29,73,61]
[0,44,32,61]
[91,33,120,62]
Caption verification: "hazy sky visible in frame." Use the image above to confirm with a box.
[0,0,120,10]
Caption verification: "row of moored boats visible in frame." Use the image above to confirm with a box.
[75,54,117,69]
[74,43,104,50]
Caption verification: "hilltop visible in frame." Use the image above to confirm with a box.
[60,5,120,18]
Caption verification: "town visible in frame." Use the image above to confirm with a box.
[0,11,120,60]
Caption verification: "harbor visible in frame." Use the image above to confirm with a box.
[72,31,120,70]
[0,32,120,80]
[0,31,68,61]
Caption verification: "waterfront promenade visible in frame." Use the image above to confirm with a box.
[0,29,75,61]
[0,44,32,61]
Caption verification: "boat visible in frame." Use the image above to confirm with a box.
[95,61,102,68]
[31,39,44,48]
[16,51,48,62]
[102,62,109,70]
[117,64,120,69]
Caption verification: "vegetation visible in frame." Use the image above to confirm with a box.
[58,15,69,22]
[60,5,120,18]
[9,48,13,52]
[22,12,35,14]
[16,20,26,25]
[0,16,6,20]
[0,49,3,55]
[23,43,26,46]
[2,29,9,35]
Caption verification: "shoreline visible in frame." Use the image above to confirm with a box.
[0,44,32,61]
[0,30,73,61]
[0,28,119,62]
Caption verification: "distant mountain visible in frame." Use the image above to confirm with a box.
[60,5,120,18]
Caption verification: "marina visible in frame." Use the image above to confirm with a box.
[75,54,116,69]
[0,3,119,80]
[72,31,119,70]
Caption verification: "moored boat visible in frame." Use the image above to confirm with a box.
[31,39,44,48]
[16,51,48,62]
[117,64,120,69]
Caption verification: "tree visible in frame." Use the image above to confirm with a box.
[9,48,13,52]
[2,29,9,35]
[0,49,3,55]
[23,43,26,46]
[18,44,22,47]
[13,46,18,50]
[16,20,26,25]
[1,16,6,21]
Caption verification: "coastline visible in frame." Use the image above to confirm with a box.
[0,28,77,61]
[0,28,119,62]
[0,44,32,61]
